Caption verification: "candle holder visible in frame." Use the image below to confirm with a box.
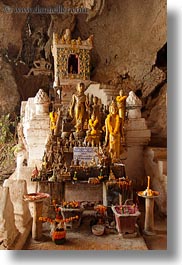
[23,193,50,240]
[137,190,159,236]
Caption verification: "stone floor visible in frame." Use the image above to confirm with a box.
[142,215,167,250]
[23,206,167,251]
[23,218,147,250]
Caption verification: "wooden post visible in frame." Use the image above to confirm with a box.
[119,194,122,205]
[102,182,107,206]
[143,198,155,235]
[31,201,43,240]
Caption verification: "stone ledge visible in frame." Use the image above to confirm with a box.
[126,118,148,130]
[146,147,167,162]
[126,130,151,138]
[10,218,32,250]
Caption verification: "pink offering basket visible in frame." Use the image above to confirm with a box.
[111,200,141,234]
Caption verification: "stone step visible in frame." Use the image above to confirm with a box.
[86,83,119,105]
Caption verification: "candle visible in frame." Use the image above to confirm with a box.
[147,176,150,189]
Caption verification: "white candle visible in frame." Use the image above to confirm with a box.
[147,176,150,189]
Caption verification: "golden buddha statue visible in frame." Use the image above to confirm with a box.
[49,111,58,134]
[85,113,101,146]
[116,89,127,122]
[69,82,89,132]
[88,113,99,135]
[105,101,123,161]
[92,96,101,124]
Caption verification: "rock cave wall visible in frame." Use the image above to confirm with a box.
[0,0,167,146]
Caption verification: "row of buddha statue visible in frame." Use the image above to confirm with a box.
[49,82,127,162]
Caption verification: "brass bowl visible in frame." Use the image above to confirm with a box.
[92,225,105,236]
[137,190,160,198]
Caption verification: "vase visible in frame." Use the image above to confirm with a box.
[52,228,66,245]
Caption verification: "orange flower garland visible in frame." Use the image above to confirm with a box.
[39,200,79,226]
[39,215,79,224]
[95,205,107,215]
[62,200,80,208]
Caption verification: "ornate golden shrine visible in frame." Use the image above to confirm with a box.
[51,29,93,86]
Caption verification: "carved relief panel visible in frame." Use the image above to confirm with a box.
[52,30,93,85]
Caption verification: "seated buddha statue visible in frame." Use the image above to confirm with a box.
[85,113,101,146]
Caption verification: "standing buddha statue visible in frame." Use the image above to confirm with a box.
[116,89,127,142]
[69,82,89,133]
[116,89,127,123]
[105,101,123,162]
